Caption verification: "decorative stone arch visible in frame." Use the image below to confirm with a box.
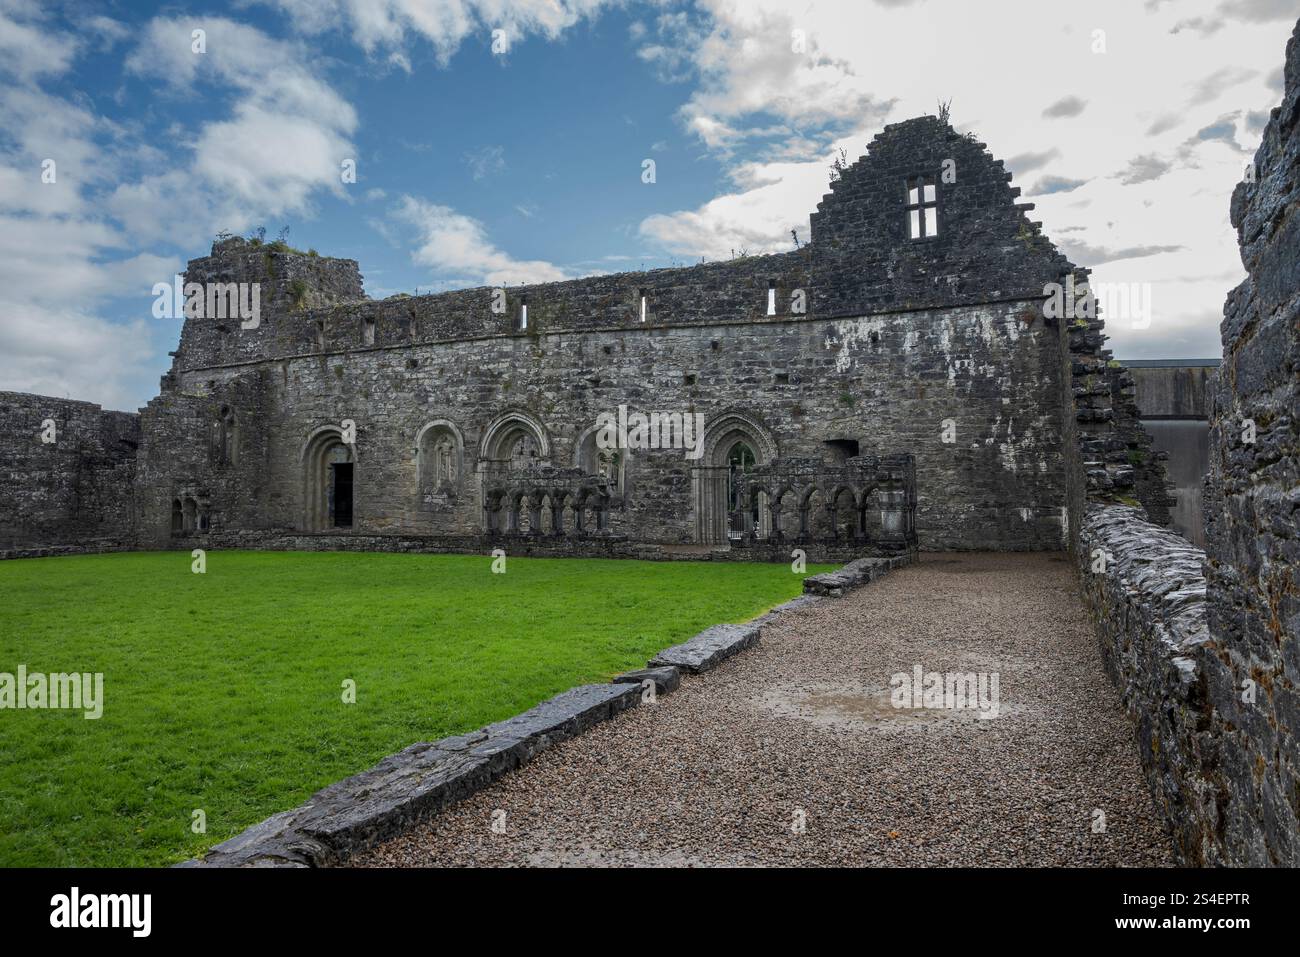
[800,485,829,540]
[557,491,578,535]
[573,424,630,494]
[694,411,777,545]
[415,419,465,502]
[768,484,799,540]
[745,483,774,540]
[302,425,356,531]
[480,410,550,463]
[700,411,778,466]
[827,484,860,540]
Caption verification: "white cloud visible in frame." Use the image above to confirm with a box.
[115,16,357,240]
[0,10,358,409]
[463,145,506,181]
[0,0,78,82]
[635,0,1289,359]
[254,0,616,65]
[641,154,830,255]
[392,195,568,286]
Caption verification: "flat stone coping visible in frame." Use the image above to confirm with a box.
[802,554,910,596]
[648,622,763,674]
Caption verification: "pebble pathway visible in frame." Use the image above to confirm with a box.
[354,553,1175,867]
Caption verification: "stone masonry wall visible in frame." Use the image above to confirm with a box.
[0,392,139,551]
[138,295,1069,552]
[1077,505,1220,863]
[5,114,1174,559]
[133,115,1097,555]
[1075,19,1300,866]
[1202,16,1300,866]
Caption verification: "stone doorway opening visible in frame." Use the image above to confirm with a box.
[330,461,354,528]
[303,428,356,531]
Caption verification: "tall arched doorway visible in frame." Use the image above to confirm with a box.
[303,428,356,531]
[693,413,776,545]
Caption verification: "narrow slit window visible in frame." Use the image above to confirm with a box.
[639,288,647,322]
[362,317,376,346]
[766,282,777,316]
[519,298,528,331]
[906,175,939,238]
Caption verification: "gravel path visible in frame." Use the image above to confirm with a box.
[353,553,1175,867]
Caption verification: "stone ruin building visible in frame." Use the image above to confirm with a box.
[3,16,1299,867]
[0,113,1174,562]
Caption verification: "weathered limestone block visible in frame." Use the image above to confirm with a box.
[802,554,910,596]
[612,665,681,696]
[1200,15,1300,867]
[649,622,763,674]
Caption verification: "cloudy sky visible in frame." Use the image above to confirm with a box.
[0,0,1294,411]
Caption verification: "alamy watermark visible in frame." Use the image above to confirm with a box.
[50,887,150,937]
[595,405,705,460]
[1,665,103,719]
[152,275,261,329]
[890,664,1000,719]
[1043,274,1152,330]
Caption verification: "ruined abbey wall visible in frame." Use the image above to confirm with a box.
[140,292,1067,551]
[124,117,1101,556]
[0,392,139,554]
[1078,19,1300,866]
[1201,16,1300,865]
[2,115,1173,560]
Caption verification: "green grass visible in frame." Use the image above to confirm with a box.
[0,550,831,867]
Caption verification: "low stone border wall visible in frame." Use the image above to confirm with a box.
[1,527,905,565]
[0,539,137,560]
[802,555,910,596]
[1076,504,1223,865]
[180,554,907,867]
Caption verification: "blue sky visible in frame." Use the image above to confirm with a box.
[0,0,1295,410]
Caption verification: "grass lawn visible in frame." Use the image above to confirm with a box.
[0,550,831,867]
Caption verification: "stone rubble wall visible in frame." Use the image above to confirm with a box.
[132,115,1094,556]
[1077,505,1221,863]
[0,392,140,551]
[133,527,897,565]
[1075,19,1300,867]
[1203,16,1300,867]
[139,294,1071,553]
[8,114,1175,557]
